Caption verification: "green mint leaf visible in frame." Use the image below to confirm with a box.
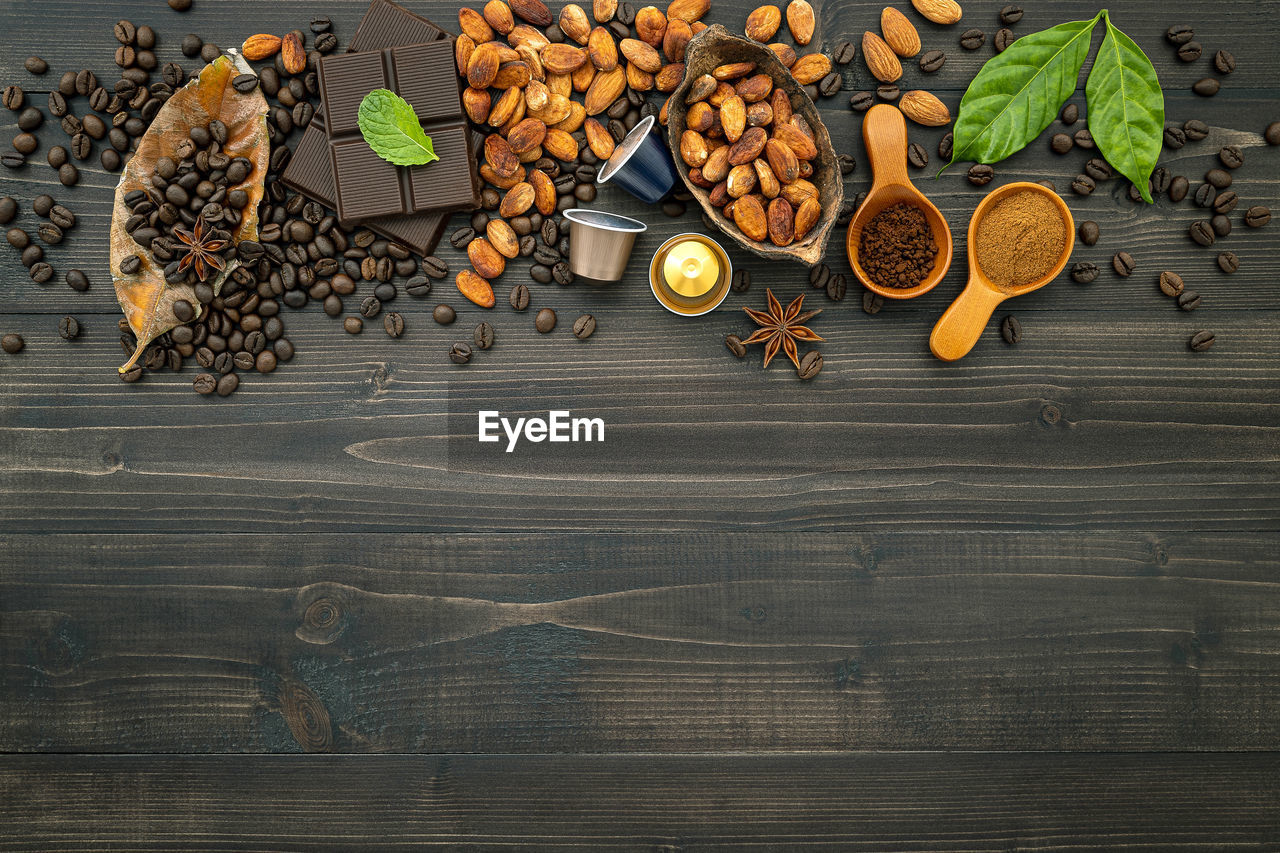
[944,12,1102,172]
[357,88,439,167]
[1085,14,1164,203]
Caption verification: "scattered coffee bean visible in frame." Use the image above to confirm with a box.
[1168,175,1189,203]
[849,91,874,112]
[1166,24,1194,45]
[919,50,945,73]
[2,86,24,111]
[809,263,830,290]
[466,321,492,349]
[725,333,747,358]
[1188,220,1215,246]
[833,40,856,64]
[1177,41,1202,62]
[959,28,985,49]
[572,314,596,340]
[21,245,42,267]
[837,153,856,175]
[1188,330,1215,352]
[1177,289,1201,311]
[57,316,81,340]
[32,194,54,217]
[1073,128,1094,149]
[876,84,900,101]
[1266,122,1280,146]
[1000,314,1021,345]
[731,269,751,292]
[1,333,24,354]
[1070,262,1099,284]
[993,28,1015,52]
[169,0,194,11]
[0,197,12,225]
[1163,125,1186,150]
[433,304,456,324]
[1205,167,1232,189]
[1213,190,1238,215]
[343,316,363,334]
[1077,221,1099,246]
[1151,167,1171,195]
[29,262,53,283]
[510,283,531,311]
[968,164,994,186]
[907,142,927,168]
[826,273,847,302]
[552,262,573,285]
[119,254,142,275]
[1217,251,1239,274]
[1213,50,1236,74]
[65,269,89,292]
[1192,77,1220,97]
[535,307,557,333]
[58,163,79,186]
[797,350,822,380]
[861,289,883,314]
[1070,174,1095,196]
[1244,206,1271,227]
[1050,133,1073,154]
[1218,145,1244,169]
[449,226,475,249]
[529,263,552,284]
[1183,119,1209,140]
[1211,214,1231,238]
[1157,271,1185,298]
[449,342,472,364]
[1193,182,1216,208]
[938,132,953,160]
[24,56,48,75]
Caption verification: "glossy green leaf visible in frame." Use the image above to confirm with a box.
[357,88,438,167]
[1085,14,1164,203]
[945,13,1101,170]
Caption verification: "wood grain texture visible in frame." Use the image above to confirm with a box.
[2,753,1279,851]
[3,532,1278,753]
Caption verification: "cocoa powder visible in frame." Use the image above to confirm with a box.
[974,190,1066,289]
[858,203,938,289]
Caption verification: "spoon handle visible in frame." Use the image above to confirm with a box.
[929,281,1007,361]
[861,104,911,191]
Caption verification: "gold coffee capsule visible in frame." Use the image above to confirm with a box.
[649,233,732,316]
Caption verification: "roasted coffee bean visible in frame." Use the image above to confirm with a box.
[1188,220,1215,246]
[444,340,476,369]
[861,289,883,315]
[1218,145,1244,170]
[1070,174,1095,196]
[1213,49,1236,75]
[959,28,985,49]
[1050,133,1073,154]
[21,244,43,267]
[540,218,560,247]
[826,273,847,302]
[315,33,338,53]
[0,197,13,225]
[1158,271,1184,297]
[17,106,42,131]
[994,28,1014,52]
[848,91,874,112]
[214,371,238,396]
[1182,119,1209,141]
[725,333,747,357]
[29,262,54,283]
[796,350,822,380]
[1073,128,1094,149]
[231,73,258,94]
[1073,220,1099,247]
[32,194,55,217]
[374,282,397,303]
[833,40,856,64]
[6,227,29,249]
[938,132,953,160]
[449,226,475,249]
[906,142,927,168]
[967,164,994,186]
[1244,206,1271,227]
[519,235,537,256]
[1211,214,1231,238]
[533,245,561,266]
[11,133,37,157]
[819,73,843,97]
[323,294,343,316]
[1217,251,1239,274]
[1151,167,1171,194]
[201,43,221,63]
[529,264,552,284]
[58,316,81,340]
[618,2,636,25]
[1110,251,1135,277]
[1163,125,1186,150]
[836,153,856,175]
[58,163,79,186]
[1188,330,1215,352]
[1166,24,1194,45]
[1192,77,1220,97]
[1193,182,1216,208]
[1213,190,1239,215]
[57,71,76,96]
[999,3,1023,24]
[1000,314,1022,345]
[808,263,831,290]
[1084,158,1112,181]
[1168,175,1189,202]
[917,49,945,74]
[1,333,24,354]
[731,269,751,293]
[232,351,255,371]
[552,262,573,285]
[2,86,24,111]
[535,307,557,333]
[48,90,68,117]
[1266,122,1280,146]
[37,222,64,245]
[343,316,363,334]
[213,350,235,375]
[24,56,48,75]
[359,296,382,319]
[1070,261,1099,284]
[1177,289,1201,311]
[433,304,456,325]
[1205,167,1232,189]
[1177,41,1202,62]
[119,253,142,275]
[65,270,90,293]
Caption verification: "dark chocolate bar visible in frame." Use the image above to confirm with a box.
[279,0,471,256]
[319,41,479,222]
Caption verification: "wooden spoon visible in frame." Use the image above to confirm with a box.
[929,182,1075,362]
[846,104,953,300]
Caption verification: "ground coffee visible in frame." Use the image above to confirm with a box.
[858,203,938,289]
[974,191,1065,289]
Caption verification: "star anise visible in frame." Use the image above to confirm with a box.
[173,217,228,281]
[741,288,824,370]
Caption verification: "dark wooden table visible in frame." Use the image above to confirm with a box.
[2,0,1278,849]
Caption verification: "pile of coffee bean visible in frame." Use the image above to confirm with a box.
[1164,23,1234,98]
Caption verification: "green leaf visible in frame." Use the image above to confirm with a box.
[357,88,438,167]
[1085,14,1164,203]
[945,12,1102,171]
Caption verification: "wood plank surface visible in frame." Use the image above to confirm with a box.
[4,532,1278,753]
[3,753,1279,851]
